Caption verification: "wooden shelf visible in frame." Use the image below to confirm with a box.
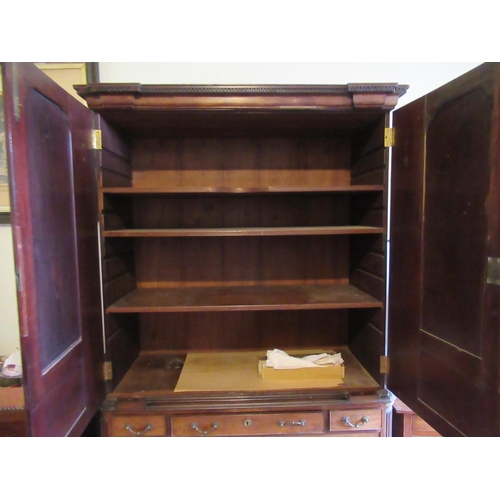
[102,226,384,238]
[101,186,384,195]
[107,284,383,313]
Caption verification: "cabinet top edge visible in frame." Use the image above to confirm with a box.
[74,83,409,112]
[74,82,409,96]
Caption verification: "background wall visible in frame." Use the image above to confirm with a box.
[0,224,19,355]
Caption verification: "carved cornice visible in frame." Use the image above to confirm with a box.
[75,83,408,97]
[347,84,409,96]
[74,82,409,111]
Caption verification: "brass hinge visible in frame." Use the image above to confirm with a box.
[380,356,390,374]
[15,268,21,292]
[91,129,102,150]
[487,257,500,286]
[384,127,395,147]
[103,361,113,381]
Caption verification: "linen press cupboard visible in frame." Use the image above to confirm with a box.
[2,62,499,437]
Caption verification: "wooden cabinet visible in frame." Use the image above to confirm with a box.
[2,63,499,437]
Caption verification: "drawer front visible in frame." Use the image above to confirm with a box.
[171,412,324,437]
[329,408,382,432]
[110,415,166,437]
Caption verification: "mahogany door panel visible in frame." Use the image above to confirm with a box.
[2,62,104,436]
[389,63,500,436]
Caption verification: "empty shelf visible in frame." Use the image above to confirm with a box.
[102,226,384,238]
[101,185,384,195]
[107,284,383,313]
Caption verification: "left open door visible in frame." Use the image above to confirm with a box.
[2,62,105,436]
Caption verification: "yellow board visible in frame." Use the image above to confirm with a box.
[174,350,343,393]
[0,387,24,409]
[258,360,345,380]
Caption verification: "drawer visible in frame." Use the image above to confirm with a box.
[109,415,166,437]
[171,412,324,436]
[329,408,382,432]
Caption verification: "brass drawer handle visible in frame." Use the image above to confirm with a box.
[125,423,153,436]
[278,419,306,427]
[341,416,370,428]
[190,422,219,435]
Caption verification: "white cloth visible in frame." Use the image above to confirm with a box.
[1,349,23,378]
[265,349,343,370]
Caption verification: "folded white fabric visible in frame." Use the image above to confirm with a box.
[265,349,344,370]
[1,348,23,378]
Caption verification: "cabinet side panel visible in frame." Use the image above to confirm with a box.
[349,116,388,381]
[98,118,140,390]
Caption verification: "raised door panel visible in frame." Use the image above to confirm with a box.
[389,63,500,436]
[2,62,104,436]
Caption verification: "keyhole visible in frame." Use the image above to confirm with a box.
[243,419,253,427]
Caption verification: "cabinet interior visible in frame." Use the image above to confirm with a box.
[98,108,388,395]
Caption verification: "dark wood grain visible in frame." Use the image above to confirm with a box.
[130,136,352,189]
[139,309,347,351]
[390,62,500,436]
[126,191,352,232]
[422,87,491,355]
[134,236,348,289]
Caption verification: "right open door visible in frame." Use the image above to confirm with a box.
[389,63,500,436]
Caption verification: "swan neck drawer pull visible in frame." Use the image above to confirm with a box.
[125,423,153,436]
[278,419,306,427]
[341,416,370,428]
[190,422,219,435]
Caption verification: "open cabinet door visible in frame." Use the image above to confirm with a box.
[2,63,105,436]
[389,63,500,436]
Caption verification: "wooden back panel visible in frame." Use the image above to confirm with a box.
[140,310,348,351]
[134,235,348,289]
[131,193,349,230]
[131,135,351,189]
